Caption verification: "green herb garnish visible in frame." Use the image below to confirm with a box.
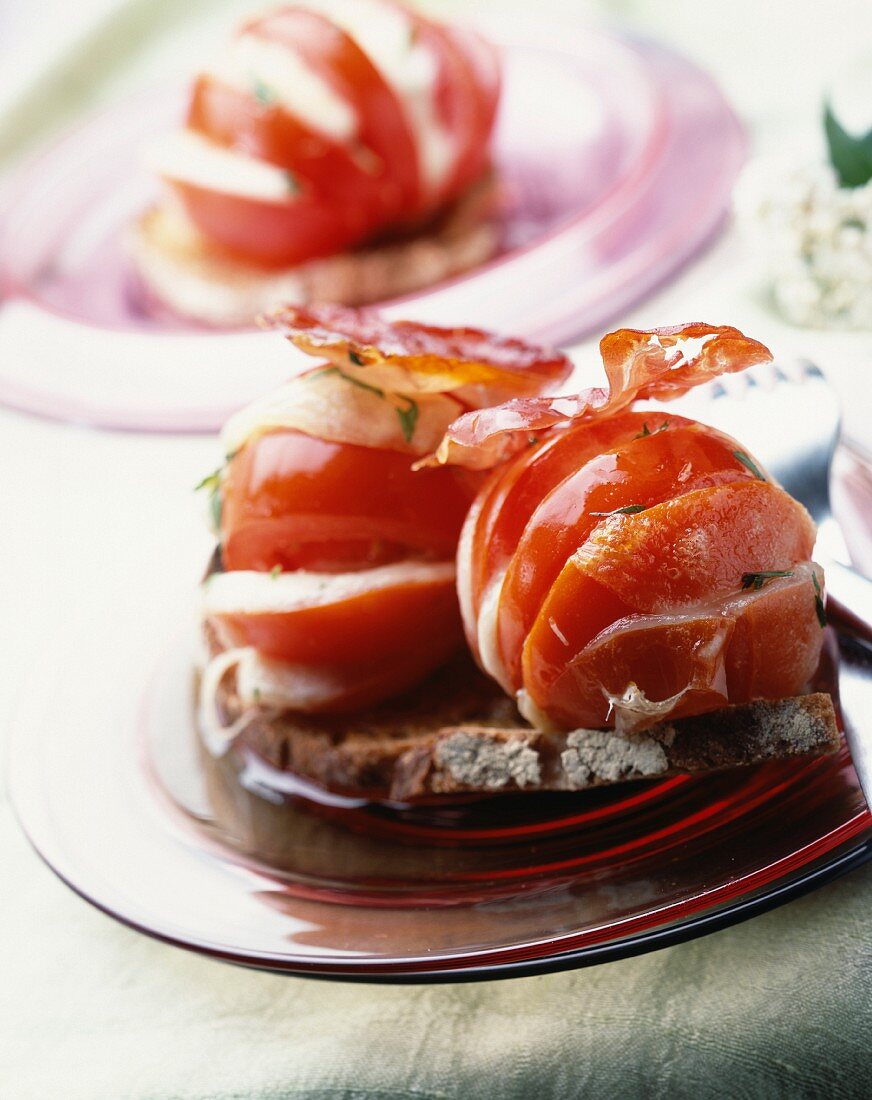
[824,102,872,189]
[733,450,767,481]
[396,397,419,443]
[270,565,282,579]
[284,171,299,195]
[741,569,794,591]
[195,466,222,494]
[315,364,384,397]
[195,465,223,529]
[812,570,827,627]
[348,350,366,366]
[634,420,669,440]
[590,504,647,518]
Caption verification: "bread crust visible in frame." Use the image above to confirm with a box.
[129,175,500,326]
[204,642,840,802]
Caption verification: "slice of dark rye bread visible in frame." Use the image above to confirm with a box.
[129,173,499,326]
[207,649,840,803]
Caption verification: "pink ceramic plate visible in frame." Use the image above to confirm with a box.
[0,21,744,432]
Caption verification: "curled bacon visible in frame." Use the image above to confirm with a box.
[261,304,574,406]
[430,323,773,469]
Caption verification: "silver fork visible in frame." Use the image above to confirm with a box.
[667,359,872,639]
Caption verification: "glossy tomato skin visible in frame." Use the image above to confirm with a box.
[461,412,823,730]
[221,429,482,572]
[177,4,499,265]
[217,427,479,710]
[187,78,386,224]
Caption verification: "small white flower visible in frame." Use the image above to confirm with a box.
[736,158,872,329]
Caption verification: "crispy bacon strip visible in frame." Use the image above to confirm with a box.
[430,324,773,469]
[261,304,573,406]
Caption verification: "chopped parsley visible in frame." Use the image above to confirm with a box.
[733,450,767,481]
[314,364,384,397]
[634,420,670,440]
[590,504,647,517]
[194,466,222,494]
[311,364,418,442]
[195,465,224,530]
[269,565,282,579]
[741,569,794,591]
[396,397,419,443]
[812,570,827,627]
[348,350,366,366]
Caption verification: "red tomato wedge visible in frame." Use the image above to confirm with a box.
[240,7,421,212]
[172,2,499,266]
[187,77,386,225]
[221,429,481,571]
[203,562,462,710]
[205,310,568,714]
[171,181,365,267]
[456,356,826,731]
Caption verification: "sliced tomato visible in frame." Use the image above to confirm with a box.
[523,567,823,731]
[221,428,481,571]
[415,17,500,201]
[460,411,824,730]
[172,181,365,267]
[188,77,385,227]
[177,4,499,264]
[242,7,421,213]
[206,564,463,709]
[496,421,766,685]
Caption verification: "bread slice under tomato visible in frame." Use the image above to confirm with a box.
[201,619,839,803]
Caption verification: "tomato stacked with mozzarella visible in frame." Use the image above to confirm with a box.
[438,324,827,733]
[200,306,571,714]
[152,1,500,267]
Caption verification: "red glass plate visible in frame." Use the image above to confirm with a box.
[0,20,744,432]
[8,613,870,982]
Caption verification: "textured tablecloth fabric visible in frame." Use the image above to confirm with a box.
[2,793,870,1100]
[2,2,872,1098]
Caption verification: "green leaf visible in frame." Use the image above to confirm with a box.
[741,569,794,591]
[812,570,827,627]
[314,364,384,397]
[270,565,282,579]
[590,504,647,517]
[349,350,366,366]
[733,450,767,482]
[210,490,222,531]
[634,420,669,440]
[194,466,222,493]
[824,102,872,188]
[396,397,419,443]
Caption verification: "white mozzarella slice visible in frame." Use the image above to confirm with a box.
[201,560,456,617]
[295,0,458,193]
[209,31,358,141]
[220,368,462,457]
[474,574,512,694]
[146,129,299,202]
